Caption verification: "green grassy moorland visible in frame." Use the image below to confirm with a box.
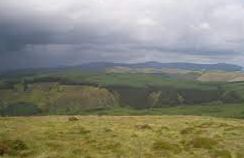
[81,104,244,119]
[1,116,244,158]
[1,70,244,157]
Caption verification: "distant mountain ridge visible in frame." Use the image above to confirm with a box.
[0,62,242,75]
[79,62,243,72]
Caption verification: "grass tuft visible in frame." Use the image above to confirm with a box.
[180,127,195,135]
[211,149,232,158]
[68,116,79,121]
[152,140,181,154]
[0,142,9,156]
[188,137,218,149]
[135,124,152,130]
[0,139,28,156]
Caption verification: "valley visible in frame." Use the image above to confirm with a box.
[1,62,244,117]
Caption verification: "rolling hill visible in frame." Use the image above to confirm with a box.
[197,72,244,82]
[1,62,242,75]
[78,62,243,72]
[1,62,244,116]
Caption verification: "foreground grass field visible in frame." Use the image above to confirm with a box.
[1,116,244,158]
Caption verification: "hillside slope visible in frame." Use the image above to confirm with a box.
[198,72,244,82]
[1,116,244,158]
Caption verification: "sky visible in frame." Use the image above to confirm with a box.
[1,0,244,71]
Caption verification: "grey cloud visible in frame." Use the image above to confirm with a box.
[0,0,244,71]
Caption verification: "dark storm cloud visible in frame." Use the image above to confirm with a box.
[0,0,244,71]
